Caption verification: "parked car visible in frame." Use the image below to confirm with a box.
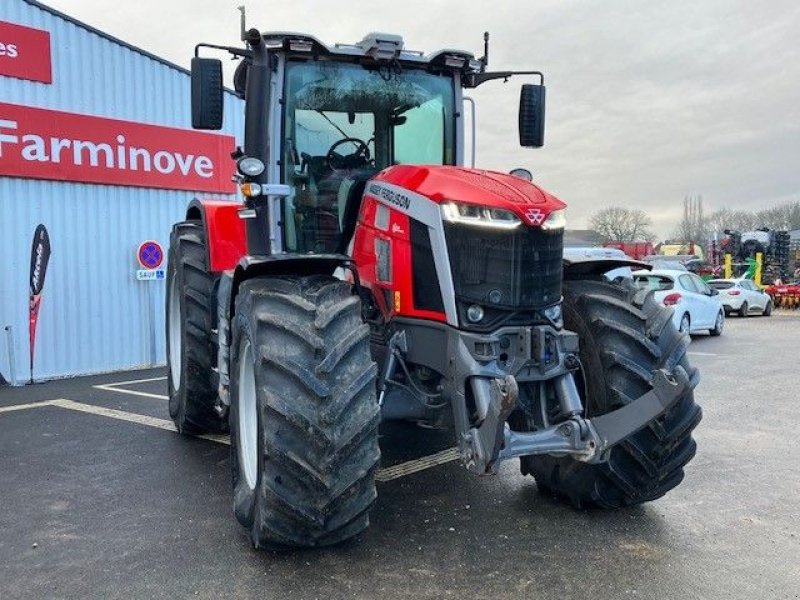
[707,278,772,317]
[633,269,725,336]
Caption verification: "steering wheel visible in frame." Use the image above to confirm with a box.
[326,137,371,171]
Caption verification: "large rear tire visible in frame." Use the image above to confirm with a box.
[166,221,226,434]
[229,275,380,548]
[522,279,702,508]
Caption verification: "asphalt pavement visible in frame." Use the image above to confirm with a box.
[1,312,798,600]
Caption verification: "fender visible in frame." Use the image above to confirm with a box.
[229,253,352,312]
[563,257,651,279]
[186,199,247,273]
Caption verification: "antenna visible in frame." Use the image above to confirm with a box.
[481,31,489,71]
[238,5,247,42]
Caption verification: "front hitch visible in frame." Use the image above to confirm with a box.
[462,375,518,474]
[460,367,690,474]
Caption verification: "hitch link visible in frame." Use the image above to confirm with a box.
[462,367,690,474]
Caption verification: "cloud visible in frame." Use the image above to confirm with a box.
[44,0,800,237]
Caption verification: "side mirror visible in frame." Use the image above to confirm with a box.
[191,57,224,130]
[710,288,719,296]
[518,84,546,148]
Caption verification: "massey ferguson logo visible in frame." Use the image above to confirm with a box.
[0,102,235,194]
[524,208,546,225]
[368,183,411,210]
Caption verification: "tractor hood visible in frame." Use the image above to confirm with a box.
[372,165,566,227]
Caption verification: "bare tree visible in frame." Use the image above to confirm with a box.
[697,199,800,239]
[589,206,654,241]
[755,200,800,230]
[706,207,759,236]
[674,194,708,242]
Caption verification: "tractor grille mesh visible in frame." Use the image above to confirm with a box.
[444,224,563,314]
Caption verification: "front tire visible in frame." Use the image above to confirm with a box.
[763,301,773,316]
[523,279,702,508]
[229,275,380,548]
[166,221,226,434]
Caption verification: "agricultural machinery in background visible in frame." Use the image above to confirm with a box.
[165,16,701,549]
[713,228,794,284]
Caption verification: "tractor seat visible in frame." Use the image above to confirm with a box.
[305,155,343,204]
[336,169,377,254]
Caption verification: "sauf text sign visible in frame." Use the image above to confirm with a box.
[0,20,52,84]
[0,102,236,194]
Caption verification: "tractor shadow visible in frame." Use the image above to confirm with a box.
[249,421,682,599]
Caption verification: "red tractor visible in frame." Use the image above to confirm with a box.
[166,23,701,549]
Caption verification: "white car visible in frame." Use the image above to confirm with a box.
[633,269,725,336]
[707,279,773,317]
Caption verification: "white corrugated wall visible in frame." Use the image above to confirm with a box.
[0,0,244,382]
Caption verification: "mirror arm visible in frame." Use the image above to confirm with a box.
[464,70,544,89]
[194,43,253,60]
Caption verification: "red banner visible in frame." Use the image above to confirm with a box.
[0,20,52,84]
[0,102,236,193]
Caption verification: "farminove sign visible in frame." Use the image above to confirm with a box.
[0,20,52,84]
[0,102,236,194]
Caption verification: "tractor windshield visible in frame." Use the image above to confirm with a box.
[281,59,456,253]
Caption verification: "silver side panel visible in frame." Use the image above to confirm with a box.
[365,181,458,326]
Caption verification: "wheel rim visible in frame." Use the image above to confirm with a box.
[716,312,723,331]
[238,340,258,491]
[680,314,690,333]
[168,276,182,389]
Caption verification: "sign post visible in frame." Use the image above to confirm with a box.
[136,240,165,366]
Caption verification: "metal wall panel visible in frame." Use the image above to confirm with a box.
[0,0,244,382]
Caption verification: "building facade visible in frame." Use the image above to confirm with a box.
[0,0,243,383]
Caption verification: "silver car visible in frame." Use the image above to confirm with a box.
[634,269,725,336]
[707,279,773,317]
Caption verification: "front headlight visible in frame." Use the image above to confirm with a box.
[541,209,566,231]
[441,202,521,229]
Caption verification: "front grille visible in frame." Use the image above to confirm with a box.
[444,223,563,317]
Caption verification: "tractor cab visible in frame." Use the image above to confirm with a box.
[190,28,545,257]
[280,46,457,253]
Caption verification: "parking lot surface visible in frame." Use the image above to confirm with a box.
[1,313,799,600]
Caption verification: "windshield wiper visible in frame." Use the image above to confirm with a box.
[316,110,349,138]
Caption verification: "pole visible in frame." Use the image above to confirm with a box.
[4,325,20,387]
[755,252,763,287]
[146,282,157,366]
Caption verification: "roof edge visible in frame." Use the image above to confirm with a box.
[20,0,239,97]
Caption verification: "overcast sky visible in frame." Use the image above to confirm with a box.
[46,0,800,237]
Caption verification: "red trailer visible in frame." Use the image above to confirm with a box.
[602,241,654,260]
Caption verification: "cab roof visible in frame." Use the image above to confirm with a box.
[262,31,482,73]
